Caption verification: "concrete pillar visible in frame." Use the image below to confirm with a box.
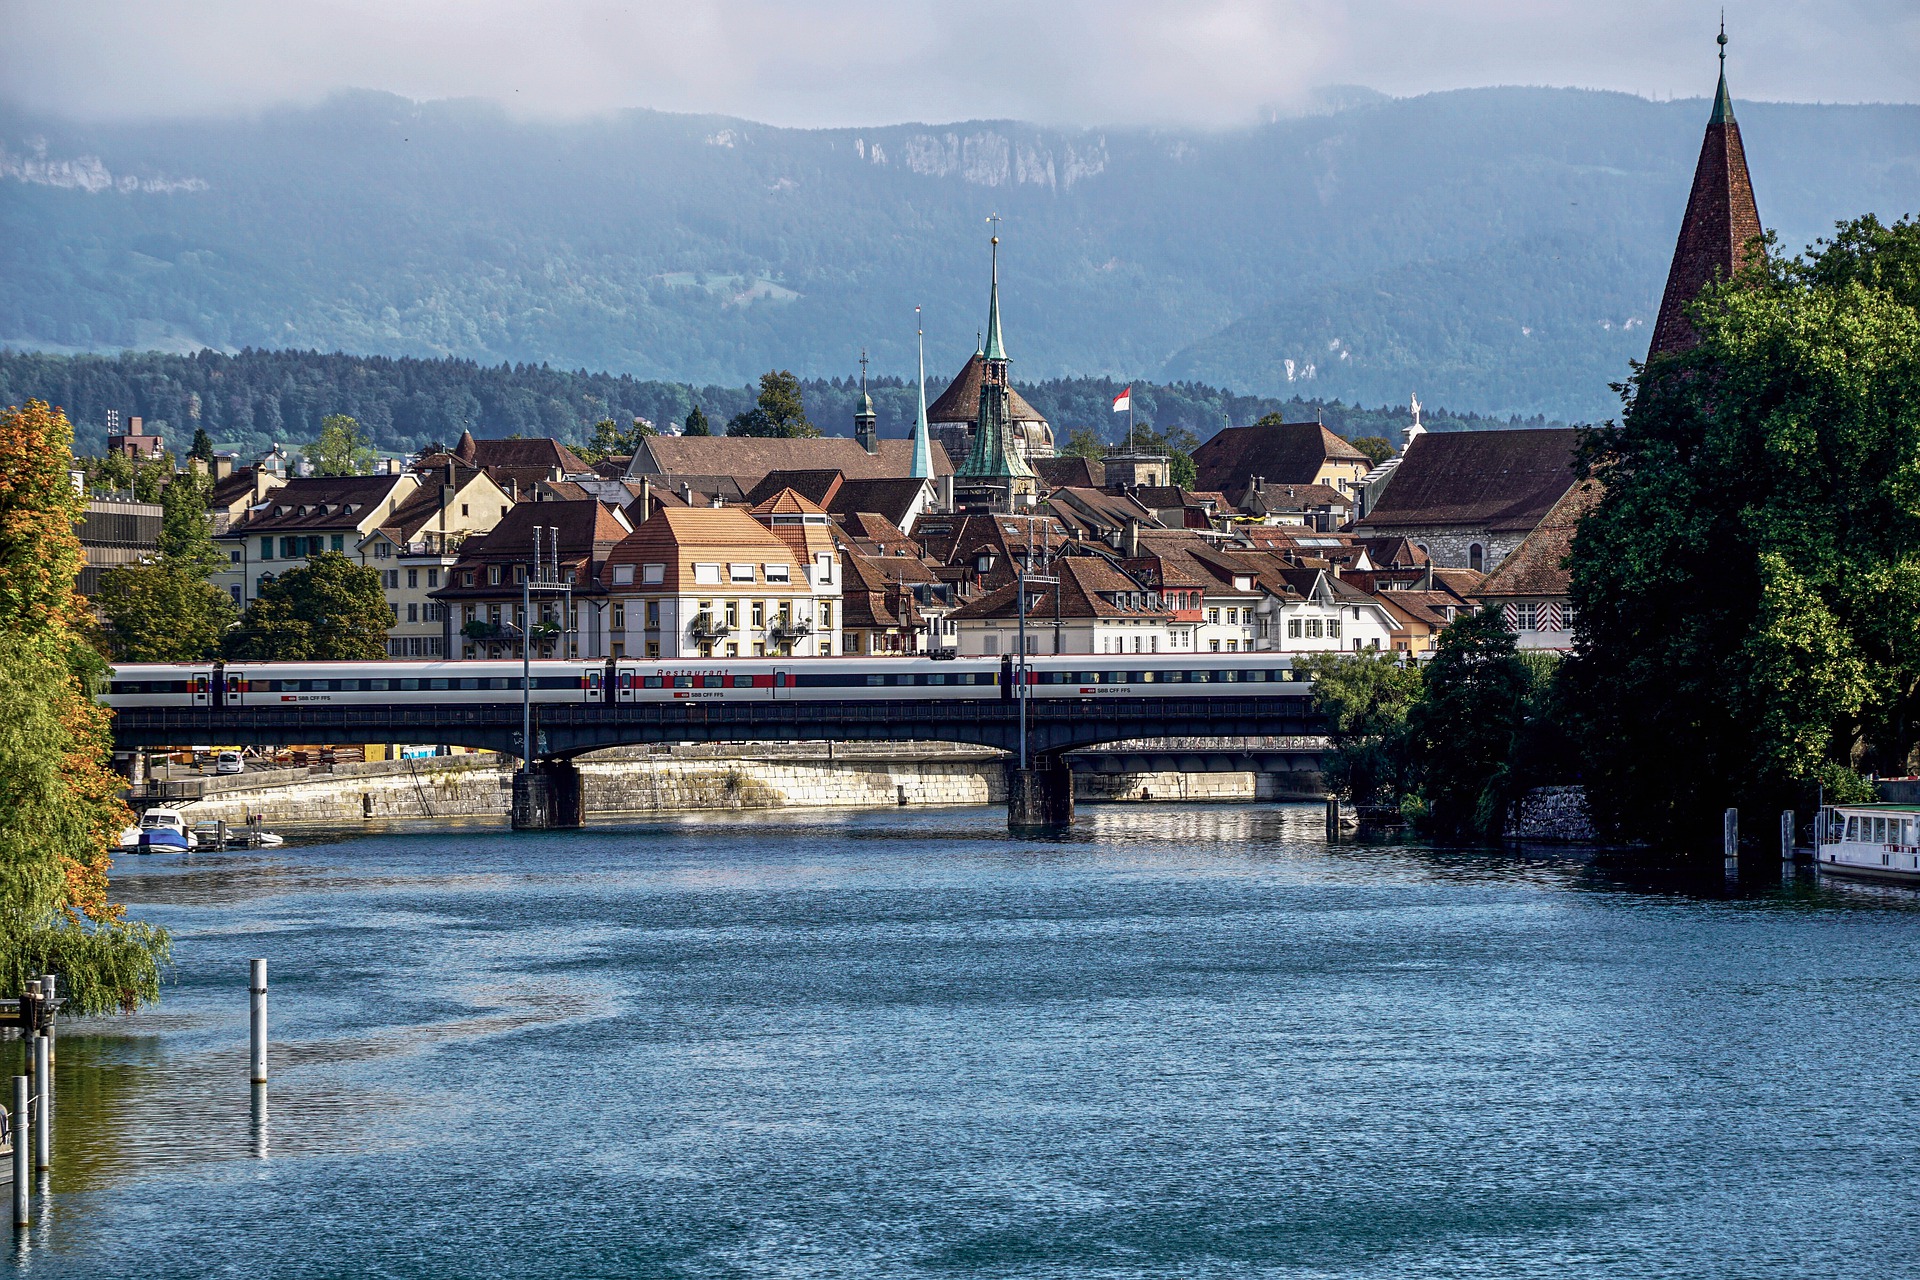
[512,760,585,830]
[1008,756,1074,833]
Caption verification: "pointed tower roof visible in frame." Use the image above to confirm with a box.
[983,235,1007,361]
[1648,23,1764,361]
[910,313,933,479]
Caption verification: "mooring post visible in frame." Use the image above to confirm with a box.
[40,974,54,1067]
[1723,806,1739,876]
[1325,795,1340,842]
[249,959,268,1085]
[1780,809,1796,861]
[31,1037,48,1174]
[10,1077,26,1227]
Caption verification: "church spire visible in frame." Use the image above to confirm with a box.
[910,308,933,479]
[983,219,1007,362]
[1647,20,1764,361]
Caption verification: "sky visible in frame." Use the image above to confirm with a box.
[4,0,1916,127]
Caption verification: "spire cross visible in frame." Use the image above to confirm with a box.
[859,348,869,393]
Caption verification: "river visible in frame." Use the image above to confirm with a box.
[13,803,1920,1277]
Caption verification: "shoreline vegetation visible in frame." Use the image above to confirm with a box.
[1,400,169,1013]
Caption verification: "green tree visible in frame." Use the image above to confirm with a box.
[308,414,376,476]
[95,566,235,662]
[1350,436,1394,466]
[130,451,174,502]
[683,405,711,436]
[578,416,657,463]
[157,469,222,576]
[224,552,391,660]
[1407,608,1535,841]
[727,371,819,438]
[1565,215,1920,847]
[1131,423,1200,489]
[91,451,134,493]
[0,401,168,1013]
[189,426,214,461]
[1063,426,1105,459]
[1296,651,1421,806]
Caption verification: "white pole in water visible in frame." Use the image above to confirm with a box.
[31,1037,48,1174]
[249,959,268,1084]
[11,1077,26,1226]
[1781,809,1796,861]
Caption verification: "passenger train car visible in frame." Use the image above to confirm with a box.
[101,656,1313,709]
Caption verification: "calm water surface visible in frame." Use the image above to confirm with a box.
[12,803,1920,1278]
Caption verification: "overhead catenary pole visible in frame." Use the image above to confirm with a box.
[523,526,536,776]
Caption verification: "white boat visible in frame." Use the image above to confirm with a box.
[117,809,199,852]
[1816,803,1920,882]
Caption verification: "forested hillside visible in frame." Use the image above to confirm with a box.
[4,89,1914,420]
[0,348,1540,460]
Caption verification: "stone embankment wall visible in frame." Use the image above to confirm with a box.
[177,743,1005,828]
[1504,785,1597,843]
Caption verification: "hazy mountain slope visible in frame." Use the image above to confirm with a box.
[2,89,1914,420]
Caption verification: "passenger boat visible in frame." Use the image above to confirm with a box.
[1815,804,1920,883]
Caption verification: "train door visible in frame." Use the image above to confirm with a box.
[773,669,788,701]
[193,672,211,706]
[615,669,636,703]
[585,668,604,703]
[999,654,1015,700]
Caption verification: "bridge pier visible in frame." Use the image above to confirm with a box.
[1008,756,1075,833]
[511,760,584,830]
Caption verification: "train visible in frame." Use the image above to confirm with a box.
[100,655,1313,708]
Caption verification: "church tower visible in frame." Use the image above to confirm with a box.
[853,349,878,454]
[910,310,934,479]
[1647,23,1765,361]
[953,231,1037,511]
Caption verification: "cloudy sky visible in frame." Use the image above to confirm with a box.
[5,0,1915,127]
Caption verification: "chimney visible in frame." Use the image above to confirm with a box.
[130,416,142,433]
[682,482,694,506]
[1123,518,1140,560]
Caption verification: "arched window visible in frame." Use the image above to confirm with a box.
[1468,543,1485,572]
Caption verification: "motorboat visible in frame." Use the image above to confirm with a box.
[118,809,198,852]
[1816,803,1920,883]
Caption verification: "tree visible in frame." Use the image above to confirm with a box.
[1407,608,1536,841]
[683,405,711,437]
[95,566,235,662]
[91,451,134,493]
[578,416,657,463]
[1130,423,1200,490]
[1350,436,1394,466]
[130,451,174,502]
[308,414,376,476]
[189,426,214,461]
[727,371,819,438]
[158,468,222,576]
[1564,215,1920,846]
[0,401,168,1012]
[1063,426,1105,459]
[223,551,392,660]
[1295,651,1421,806]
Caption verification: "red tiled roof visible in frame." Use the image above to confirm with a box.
[926,353,1046,426]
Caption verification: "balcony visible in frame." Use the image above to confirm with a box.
[688,612,732,641]
[767,617,813,643]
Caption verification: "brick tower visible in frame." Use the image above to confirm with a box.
[1647,23,1765,361]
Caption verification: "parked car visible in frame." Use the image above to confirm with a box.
[215,751,245,775]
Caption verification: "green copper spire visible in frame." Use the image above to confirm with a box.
[983,233,1007,362]
[1710,17,1735,125]
[910,308,932,479]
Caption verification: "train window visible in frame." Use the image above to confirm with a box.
[867,674,885,686]
[643,677,663,688]
[456,678,478,691]
[958,673,978,685]
[926,673,946,685]
[310,680,332,691]
[489,678,513,690]
[1244,669,1266,682]
[673,676,694,688]
[367,678,390,691]
[702,676,724,688]
[1161,671,1183,683]
[1190,671,1210,683]
[429,679,449,690]
[1139,671,1155,682]
[400,679,420,691]
[1220,670,1239,682]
